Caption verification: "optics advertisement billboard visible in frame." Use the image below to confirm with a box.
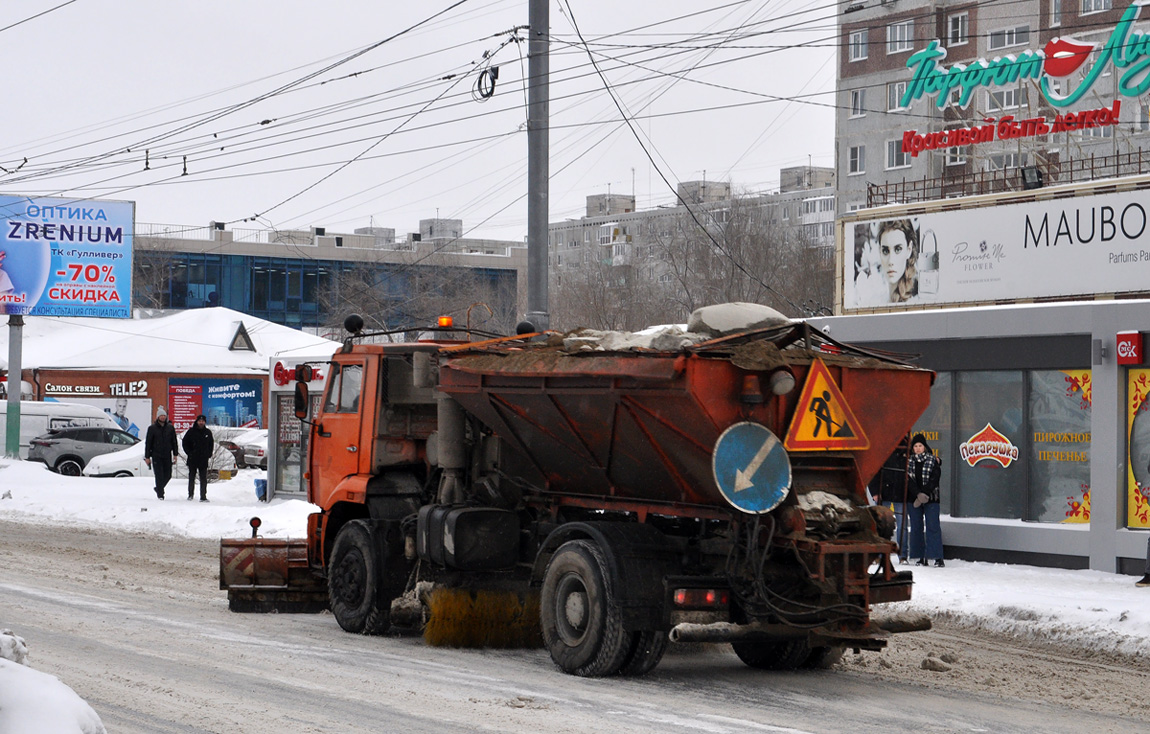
[0,195,134,318]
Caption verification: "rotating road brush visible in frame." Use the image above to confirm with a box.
[423,587,543,648]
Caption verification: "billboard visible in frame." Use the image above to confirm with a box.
[0,195,134,318]
[842,187,1150,312]
[167,378,263,433]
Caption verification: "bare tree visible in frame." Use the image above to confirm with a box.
[133,239,183,309]
[319,249,520,336]
[550,197,833,332]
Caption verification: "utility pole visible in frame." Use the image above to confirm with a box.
[5,315,23,458]
[525,0,550,330]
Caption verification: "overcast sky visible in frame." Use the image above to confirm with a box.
[0,0,835,241]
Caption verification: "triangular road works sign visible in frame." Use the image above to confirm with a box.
[783,358,869,451]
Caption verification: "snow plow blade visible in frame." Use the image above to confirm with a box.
[219,537,328,613]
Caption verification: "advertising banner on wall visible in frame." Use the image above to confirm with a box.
[1125,369,1150,529]
[0,195,134,318]
[843,188,1150,311]
[167,378,262,433]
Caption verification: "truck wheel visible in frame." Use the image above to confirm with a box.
[55,458,83,476]
[731,639,811,670]
[801,645,845,669]
[328,520,391,635]
[616,630,669,676]
[540,540,630,677]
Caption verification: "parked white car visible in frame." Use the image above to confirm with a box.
[83,437,238,479]
[239,429,269,471]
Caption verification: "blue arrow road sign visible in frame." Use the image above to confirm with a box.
[712,422,791,514]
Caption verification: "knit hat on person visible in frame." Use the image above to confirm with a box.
[910,433,931,452]
[156,406,167,418]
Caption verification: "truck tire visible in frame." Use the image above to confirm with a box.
[731,638,811,670]
[801,645,845,669]
[328,520,391,635]
[540,540,630,677]
[616,630,669,676]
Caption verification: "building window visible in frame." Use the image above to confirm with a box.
[849,145,866,175]
[988,25,1030,51]
[948,12,969,46]
[1028,370,1091,523]
[887,81,908,111]
[850,89,866,118]
[849,30,868,61]
[886,21,914,54]
[821,222,834,237]
[987,86,1027,112]
[955,371,1025,519]
[1051,0,1062,26]
[987,152,1026,171]
[886,139,911,170]
[946,147,966,166]
[782,206,790,220]
[1139,105,1150,132]
[1081,124,1114,139]
[1081,0,1111,14]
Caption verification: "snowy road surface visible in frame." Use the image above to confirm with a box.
[2,520,1148,734]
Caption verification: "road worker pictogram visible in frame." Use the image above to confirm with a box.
[783,358,869,451]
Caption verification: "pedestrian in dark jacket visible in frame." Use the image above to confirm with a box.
[182,414,214,502]
[869,438,912,562]
[144,408,178,500]
[907,433,944,567]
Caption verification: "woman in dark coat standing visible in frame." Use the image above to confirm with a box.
[182,414,214,502]
[870,438,912,562]
[907,433,944,566]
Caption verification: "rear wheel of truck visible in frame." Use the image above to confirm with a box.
[616,630,669,676]
[801,645,845,669]
[328,520,391,635]
[731,638,811,670]
[540,540,630,677]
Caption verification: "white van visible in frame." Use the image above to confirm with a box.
[0,401,121,459]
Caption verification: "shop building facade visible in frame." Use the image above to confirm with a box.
[811,300,1150,574]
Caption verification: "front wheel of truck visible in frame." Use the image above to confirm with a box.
[540,540,630,676]
[328,520,391,635]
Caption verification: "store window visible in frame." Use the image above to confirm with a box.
[912,372,953,514]
[1028,370,1091,523]
[955,371,1025,519]
[1125,369,1150,528]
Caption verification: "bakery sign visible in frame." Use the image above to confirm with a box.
[959,423,1019,468]
[899,3,1150,111]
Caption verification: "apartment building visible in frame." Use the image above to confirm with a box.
[836,0,1150,213]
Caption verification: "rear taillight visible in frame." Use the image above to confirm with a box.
[672,588,729,608]
[30,439,54,447]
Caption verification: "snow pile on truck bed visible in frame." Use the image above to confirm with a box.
[561,303,792,353]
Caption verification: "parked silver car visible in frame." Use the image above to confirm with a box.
[27,426,140,476]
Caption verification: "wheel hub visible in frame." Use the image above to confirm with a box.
[554,573,589,646]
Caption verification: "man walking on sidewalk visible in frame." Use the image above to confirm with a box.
[182,414,214,502]
[144,407,178,500]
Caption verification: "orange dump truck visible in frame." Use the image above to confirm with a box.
[221,311,934,676]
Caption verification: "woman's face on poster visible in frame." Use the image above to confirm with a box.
[879,228,911,285]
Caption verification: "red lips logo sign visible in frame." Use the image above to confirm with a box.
[959,423,1019,468]
[1043,38,1096,78]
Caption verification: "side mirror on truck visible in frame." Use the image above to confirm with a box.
[294,382,309,420]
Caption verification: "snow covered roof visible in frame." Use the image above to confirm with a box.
[0,307,339,374]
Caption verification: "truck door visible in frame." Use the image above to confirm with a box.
[311,359,366,502]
